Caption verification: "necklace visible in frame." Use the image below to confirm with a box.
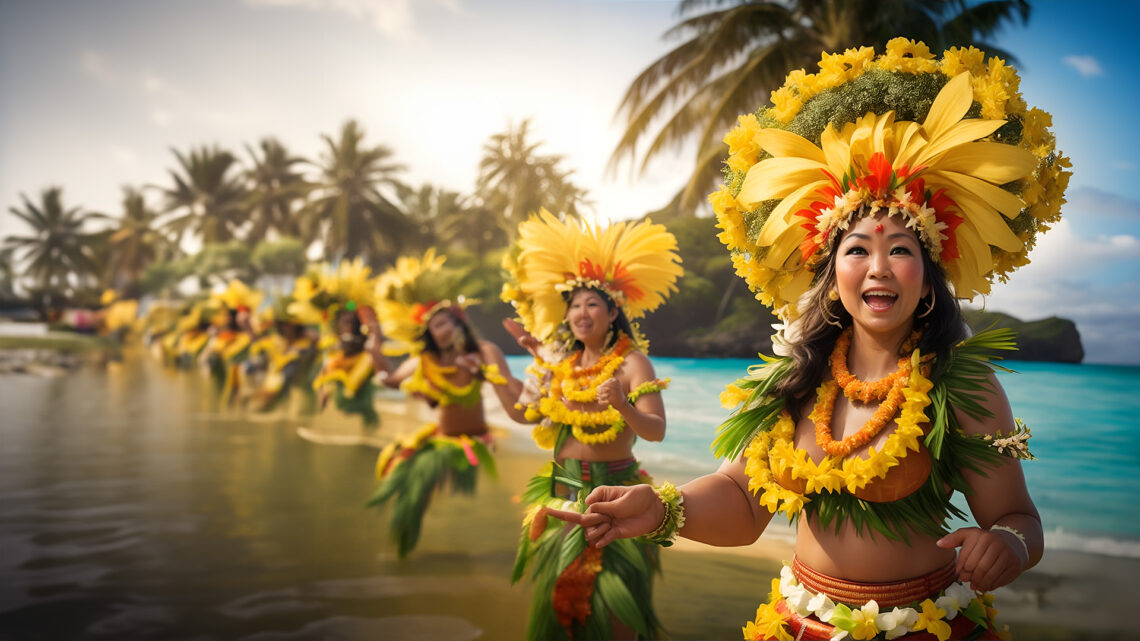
[816,329,921,457]
[531,334,635,445]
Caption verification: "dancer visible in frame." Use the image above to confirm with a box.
[247,295,320,414]
[497,210,682,641]
[201,280,261,406]
[364,249,512,558]
[290,259,382,429]
[549,40,1069,641]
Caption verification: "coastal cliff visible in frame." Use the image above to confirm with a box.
[961,310,1084,363]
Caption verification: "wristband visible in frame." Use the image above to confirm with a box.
[644,482,685,547]
[990,524,1028,559]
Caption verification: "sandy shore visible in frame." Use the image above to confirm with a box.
[298,392,1138,641]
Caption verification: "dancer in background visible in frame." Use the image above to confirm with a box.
[494,210,682,641]
[364,249,514,558]
[550,40,1068,641]
[289,259,382,429]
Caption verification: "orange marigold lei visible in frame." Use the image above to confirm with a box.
[557,333,633,403]
[829,328,919,403]
[816,329,928,458]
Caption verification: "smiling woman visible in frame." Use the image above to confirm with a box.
[481,209,682,641]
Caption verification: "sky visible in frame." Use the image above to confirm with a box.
[1,0,1139,364]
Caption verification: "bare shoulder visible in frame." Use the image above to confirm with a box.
[954,370,1015,436]
[620,350,656,383]
[478,339,504,360]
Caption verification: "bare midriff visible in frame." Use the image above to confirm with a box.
[436,400,488,437]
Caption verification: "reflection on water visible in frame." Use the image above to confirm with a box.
[0,353,530,640]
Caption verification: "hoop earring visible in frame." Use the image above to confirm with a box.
[917,290,936,319]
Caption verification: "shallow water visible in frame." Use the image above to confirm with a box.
[0,355,534,641]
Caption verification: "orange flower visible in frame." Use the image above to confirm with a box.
[552,546,604,635]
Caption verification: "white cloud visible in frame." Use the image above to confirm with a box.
[977,217,1140,364]
[1062,54,1104,78]
[79,49,117,84]
[244,0,460,40]
[141,71,176,96]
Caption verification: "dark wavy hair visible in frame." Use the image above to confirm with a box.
[419,307,480,356]
[561,286,635,352]
[777,224,967,419]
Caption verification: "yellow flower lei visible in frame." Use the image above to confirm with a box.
[312,351,375,397]
[525,338,667,449]
[744,350,934,518]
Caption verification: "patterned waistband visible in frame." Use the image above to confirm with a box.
[791,556,958,608]
[577,457,638,481]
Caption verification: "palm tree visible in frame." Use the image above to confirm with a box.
[243,137,314,243]
[610,0,1031,215]
[475,119,592,237]
[4,187,101,306]
[99,187,175,296]
[301,119,412,265]
[159,144,249,244]
[398,183,508,255]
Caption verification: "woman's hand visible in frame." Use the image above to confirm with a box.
[545,484,664,548]
[502,318,541,358]
[454,352,484,377]
[595,378,629,411]
[936,526,1029,591]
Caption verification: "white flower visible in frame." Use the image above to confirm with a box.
[779,565,798,594]
[786,584,815,615]
[808,591,836,618]
[877,606,919,640]
[815,596,839,623]
[935,582,975,620]
[829,630,850,641]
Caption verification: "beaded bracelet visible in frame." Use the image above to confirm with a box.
[644,482,685,547]
[991,524,1028,559]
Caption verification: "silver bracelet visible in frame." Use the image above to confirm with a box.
[990,524,1028,559]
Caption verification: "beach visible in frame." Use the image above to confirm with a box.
[308,394,1139,641]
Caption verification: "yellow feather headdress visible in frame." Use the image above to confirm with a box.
[374,248,477,355]
[501,209,683,347]
[212,279,264,313]
[286,258,378,329]
[710,38,1071,320]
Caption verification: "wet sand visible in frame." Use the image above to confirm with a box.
[316,394,1140,641]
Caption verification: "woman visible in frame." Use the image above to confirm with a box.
[493,210,682,641]
[549,41,1068,641]
[289,259,383,429]
[365,249,513,558]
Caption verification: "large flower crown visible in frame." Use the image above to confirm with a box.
[375,248,477,355]
[501,209,683,347]
[286,258,378,330]
[212,279,264,314]
[710,39,1071,320]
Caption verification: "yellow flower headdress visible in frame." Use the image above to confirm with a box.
[374,248,477,355]
[711,38,1071,320]
[212,279,265,313]
[286,258,378,329]
[501,209,684,347]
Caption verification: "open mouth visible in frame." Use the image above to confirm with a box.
[862,290,898,312]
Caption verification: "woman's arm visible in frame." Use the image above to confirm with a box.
[549,452,774,548]
[475,340,533,423]
[936,371,1043,591]
[596,351,666,442]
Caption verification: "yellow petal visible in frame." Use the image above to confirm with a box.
[933,142,1036,184]
[739,157,829,206]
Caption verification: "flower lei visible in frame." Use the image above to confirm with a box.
[743,565,1002,641]
[524,335,669,448]
[744,348,934,518]
[400,354,506,406]
[817,329,926,457]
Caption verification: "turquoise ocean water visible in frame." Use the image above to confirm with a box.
[505,355,1140,559]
